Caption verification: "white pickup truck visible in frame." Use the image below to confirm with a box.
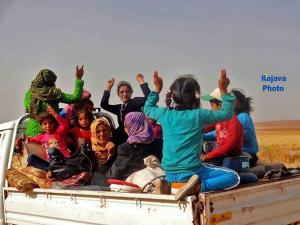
[1,114,300,225]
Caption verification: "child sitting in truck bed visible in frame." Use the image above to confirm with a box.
[15,105,70,171]
[143,69,240,200]
[231,89,260,167]
[60,89,93,128]
[105,112,163,180]
[201,88,243,165]
[67,108,94,154]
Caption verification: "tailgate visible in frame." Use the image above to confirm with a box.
[199,176,300,225]
[4,187,197,225]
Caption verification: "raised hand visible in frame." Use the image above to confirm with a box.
[106,78,115,91]
[153,70,163,94]
[75,65,84,80]
[136,73,145,85]
[47,104,58,117]
[218,69,230,95]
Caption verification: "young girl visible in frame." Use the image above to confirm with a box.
[15,105,70,171]
[60,89,93,128]
[143,70,240,200]
[100,73,150,145]
[231,89,259,167]
[68,108,94,152]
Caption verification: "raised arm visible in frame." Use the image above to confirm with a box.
[143,71,166,121]
[47,104,68,133]
[100,78,119,114]
[200,69,235,124]
[60,65,84,103]
[136,73,151,97]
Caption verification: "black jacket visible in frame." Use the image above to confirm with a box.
[105,138,163,180]
[100,83,151,144]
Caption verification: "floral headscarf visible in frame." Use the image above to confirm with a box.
[125,112,154,144]
[29,69,62,119]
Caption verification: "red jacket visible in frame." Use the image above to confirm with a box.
[206,115,243,160]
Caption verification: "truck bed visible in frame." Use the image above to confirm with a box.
[4,176,300,225]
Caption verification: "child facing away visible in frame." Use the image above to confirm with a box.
[231,89,259,167]
[143,70,240,200]
[24,65,84,137]
[105,112,163,180]
[15,105,70,171]
[100,73,151,145]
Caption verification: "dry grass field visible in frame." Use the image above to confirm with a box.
[255,120,300,168]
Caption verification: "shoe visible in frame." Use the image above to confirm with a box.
[152,179,170,194]
[175,175,199,201]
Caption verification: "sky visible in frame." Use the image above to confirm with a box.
[0,0,299,123]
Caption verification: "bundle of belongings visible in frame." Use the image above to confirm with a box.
[48,143,96,188]
[6,154,51,192]
[250,161,300,180]
[6,141,96,192]
[108,155,166,193]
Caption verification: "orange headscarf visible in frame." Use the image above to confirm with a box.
[90,117,115,164]
[90,117,112,151]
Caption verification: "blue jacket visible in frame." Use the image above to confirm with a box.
[237,113,259,154]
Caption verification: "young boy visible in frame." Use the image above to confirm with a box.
[201,88,243,165]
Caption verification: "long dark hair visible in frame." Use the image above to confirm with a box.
[166,75,201,110]
[231,89,253,114]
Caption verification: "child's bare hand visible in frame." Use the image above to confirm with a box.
[47,104,58,117]
[46,171,56,181]
[15,135,26,152]
[218,69,230,95]
[136,73,145,84]
[105,142,116,152]
[201,154,209,161]
[106,78,115,91]
[75,65,84,80]
[153,70,163,94]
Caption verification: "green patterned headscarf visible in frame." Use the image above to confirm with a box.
[29,69,62,119]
